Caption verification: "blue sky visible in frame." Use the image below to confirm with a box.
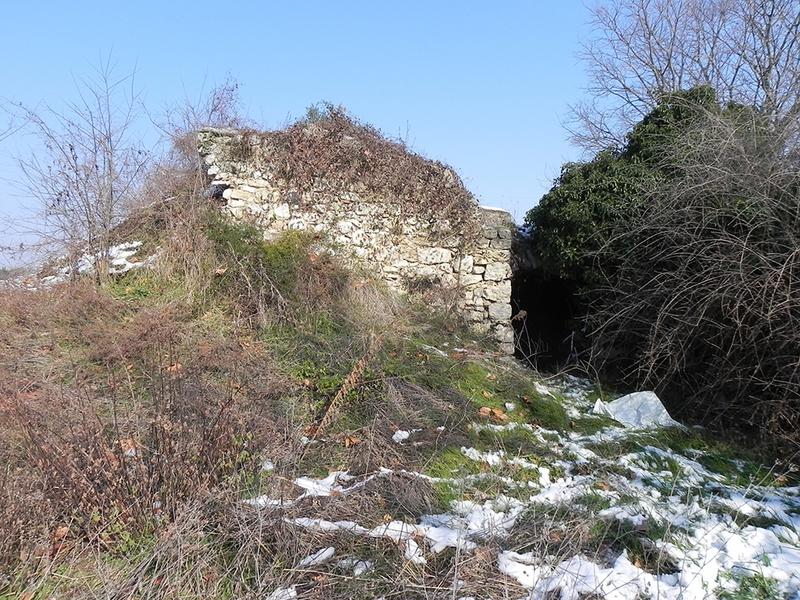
[0,1,590,255]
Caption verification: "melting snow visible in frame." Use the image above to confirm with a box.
[249,376,800,599]
[40,241,155,286]
[297,546,335,568]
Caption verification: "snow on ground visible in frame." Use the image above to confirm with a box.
[250,376,800,599]
[36,241,156,286]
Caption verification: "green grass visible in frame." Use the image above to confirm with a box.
[425,447,483,479]
[719,572,782,600]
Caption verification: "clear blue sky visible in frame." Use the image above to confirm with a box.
[0,1,590,253]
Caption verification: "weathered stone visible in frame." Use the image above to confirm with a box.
[227,188,255,202]
[272,203,291,219]
[417,247,453,264]
[459,274,483,286]
[488,302,513,320]
[458,255,474,273]
[493,325,515,343]
[484,262,510,281]
[490,237,513,250]
[466,310,485,322]
[482,281,511,302]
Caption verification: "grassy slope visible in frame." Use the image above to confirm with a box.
[0,207,794,600]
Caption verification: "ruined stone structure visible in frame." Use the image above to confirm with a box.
[197,128,516,353]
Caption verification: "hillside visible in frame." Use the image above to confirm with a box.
[1,200,799,600]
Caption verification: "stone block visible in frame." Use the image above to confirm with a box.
[482,281,511,302]
[418,247,453,264]
[459,274,484,286]
[493,324,515,343]
[484,262,510,281]
[227,188,255,202]
[467,310,486,322]
[272,203,291,219]
[488,302,513,321]
[490,237,513,250]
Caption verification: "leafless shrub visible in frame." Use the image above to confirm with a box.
[574,0,800,150]
[588,100,800,448]
[12,59,149,276]
[143,77,247,206]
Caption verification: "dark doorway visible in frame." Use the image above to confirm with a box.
[511,267,580,370]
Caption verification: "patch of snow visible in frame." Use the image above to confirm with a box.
[297,546,335,568]
[248,375,800,599]
[392,429,411,444]
[265,586,297,600]
[40,241,156,286]
[404,539,426,564]
[392,428,421,444]
[337,557,374,576]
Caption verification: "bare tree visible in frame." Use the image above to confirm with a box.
[13,59,149,276]
[572,0,800,150]
[139,77,245,204]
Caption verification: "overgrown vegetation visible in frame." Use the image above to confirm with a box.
[526,83,800,451]
[0,186,533,597]
[223,103,480,237]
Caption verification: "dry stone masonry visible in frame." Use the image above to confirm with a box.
[197,128,516,354]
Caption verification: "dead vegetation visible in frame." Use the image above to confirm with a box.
[0,183,516,598]
[227,104,481,238]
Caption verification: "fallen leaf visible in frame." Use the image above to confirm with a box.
[547,529,565,543]
[481,390,492,399]
[478,406,492,417]
[214,266,228,276]
[343,435,362,448]
[490,407,509,422]
[52,525,69,541]
[165,362,184,375]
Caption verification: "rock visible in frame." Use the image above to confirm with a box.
[488,303,513,320]
[273,203,291,219]
[227,188,255,202]
[459,274,484,286]
[484,262,510,281]
[490,237,513,250]
[418,247,453,265]
[458,255,474,273]
[482,281,511,302]
[493,325,515,343]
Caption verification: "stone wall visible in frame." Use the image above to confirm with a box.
[197,128,516,353]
